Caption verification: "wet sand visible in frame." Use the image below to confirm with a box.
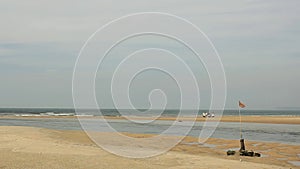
[0,126,299,169]
[123,115,300,124]
[1,115,300,124]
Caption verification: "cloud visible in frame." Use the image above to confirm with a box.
[0,0,299,108]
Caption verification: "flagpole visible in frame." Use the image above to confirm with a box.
[238,104,243,139]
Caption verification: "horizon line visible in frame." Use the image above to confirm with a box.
[0,107,299,111]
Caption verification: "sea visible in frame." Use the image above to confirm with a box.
[0,108,299,145]
[0,108,299,117]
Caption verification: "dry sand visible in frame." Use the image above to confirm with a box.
[0,126,299,169]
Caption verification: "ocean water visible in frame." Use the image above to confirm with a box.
[0,108,299,145]
[0,116,299,145]
[0,108,299,117]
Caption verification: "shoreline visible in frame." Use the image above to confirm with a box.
[1,115,300,124]
[0,126,299,169]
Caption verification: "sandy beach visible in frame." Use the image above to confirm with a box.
[129,115,300,124]
[2,115,300,124]
[0,126,299,169]
[1,0,299,168]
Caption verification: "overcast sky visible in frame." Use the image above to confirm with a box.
[0,0,299,109]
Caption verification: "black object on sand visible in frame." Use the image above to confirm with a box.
[226,139,261,157]
[239,138,245,152]
[226,150,236,155]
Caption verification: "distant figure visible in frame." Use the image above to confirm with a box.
[202,112,215,118]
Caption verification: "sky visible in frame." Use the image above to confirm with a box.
[0,0,299,109]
